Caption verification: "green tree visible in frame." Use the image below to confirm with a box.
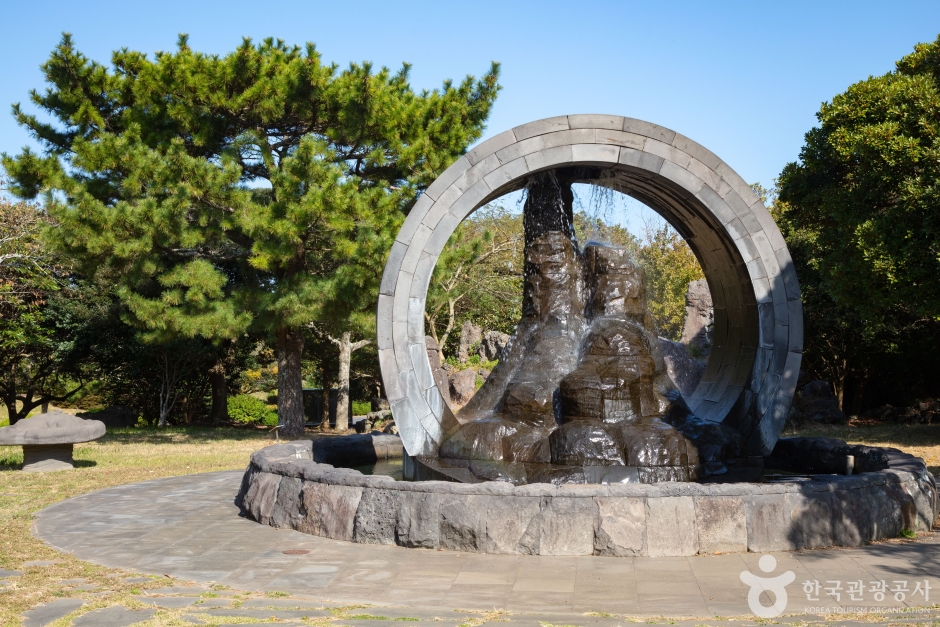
[778,35,940,321]
[0,190,93,423]
[636,222,704,340]
[0,195,110,424]
[776,34,940,410]
[426,204,523,361]
[4,35,500,436]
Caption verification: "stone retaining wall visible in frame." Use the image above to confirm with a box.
[238,438,938,557]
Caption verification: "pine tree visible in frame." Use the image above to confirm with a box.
[4,35,500,436]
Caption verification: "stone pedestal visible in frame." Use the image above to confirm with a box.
[22,443,75,472]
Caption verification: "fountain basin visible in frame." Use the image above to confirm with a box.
[238,436,937,557]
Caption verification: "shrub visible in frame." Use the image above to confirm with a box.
[228,394,278,425]
[352,400,372,416]
[260,410,279,427]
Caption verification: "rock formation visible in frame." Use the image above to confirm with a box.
[659,338,705,399]
[680,278,713,357]
[792,380,846,425]
[457,322,482,364]
[425,336,451,408]
[479,331,510,361]
[435,169,721,484]
[448,369,477,406]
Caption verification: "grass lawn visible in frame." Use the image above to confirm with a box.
[0,426,283,627]
[0,421,937,626]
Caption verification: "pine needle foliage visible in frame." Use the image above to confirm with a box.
[3,34,500,435]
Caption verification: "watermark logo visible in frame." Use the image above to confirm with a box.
[740,555,796,618]
[740,560,931,618]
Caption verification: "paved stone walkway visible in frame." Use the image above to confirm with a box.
[32,471,940,625]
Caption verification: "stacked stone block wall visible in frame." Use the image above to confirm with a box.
[238,440,938,557]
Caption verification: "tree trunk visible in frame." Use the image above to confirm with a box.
[329,333,372,432]
[319,363,330,430]
[437,298,459,364]
[3,395,18,426]
[208,358,228,425]
[335,332,352,431]
[833,358,847,411]
[157,360,173,427]
[277,326,306,438]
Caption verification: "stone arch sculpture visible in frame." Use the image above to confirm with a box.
[377,115,802,460]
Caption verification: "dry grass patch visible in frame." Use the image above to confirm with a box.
[0,426,276,627]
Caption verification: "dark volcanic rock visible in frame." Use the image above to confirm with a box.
[78,406,137,429]
[479,330,510,361]
[458,321,483,364]
[449,369,477,405]
[659,338,705,399]
[795,380,846,425]
[549,422,626,466]
[438,171,706,483]
[426,335,452,408]
[679,278,713,357]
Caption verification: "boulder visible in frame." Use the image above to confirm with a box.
[425,335,452,407]
[457,321,482,364]
[449,369,477,405]
[77,406,137,429]
[679,278,713,357]
[867,400,938,425]
[549,422,626,466]
[353,409,393,433]
[479,331,510,361]
[658,337,705,399]
[795,380,846,424]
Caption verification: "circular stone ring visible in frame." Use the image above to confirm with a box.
[377,115,802,459]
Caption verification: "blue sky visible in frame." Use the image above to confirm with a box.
[2,0,937,204]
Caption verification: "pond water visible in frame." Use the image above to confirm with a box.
[350,458,403,481]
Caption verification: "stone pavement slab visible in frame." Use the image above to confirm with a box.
[195,607,332,620]
[133,594,199,608]
[22,598,83,627]
[70,605,157,627]
[238,597,335,609]
[33,470,940,623]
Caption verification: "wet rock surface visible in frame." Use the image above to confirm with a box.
[438,170,714,484]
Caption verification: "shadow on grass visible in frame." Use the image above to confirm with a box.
[97,426,277,446]
[0,459,97,472]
